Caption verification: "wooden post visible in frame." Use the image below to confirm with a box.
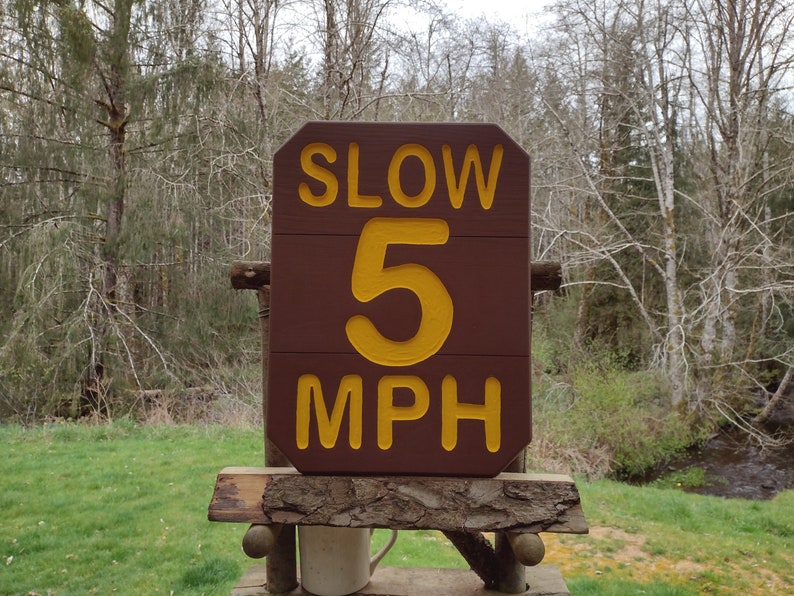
[231,263,297,594]
[498,258,560,591]
[257,287,287,467]
[494,451,528,593]
[257,287,297,594]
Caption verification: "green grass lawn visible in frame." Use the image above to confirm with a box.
[1,422,791,595]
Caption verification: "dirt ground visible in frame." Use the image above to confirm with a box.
[542,526,792,595]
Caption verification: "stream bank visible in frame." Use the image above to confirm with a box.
[646,399,794,499]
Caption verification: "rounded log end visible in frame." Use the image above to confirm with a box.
[230,261,270,290]
[507,532,545,567]
[242,524,281,559]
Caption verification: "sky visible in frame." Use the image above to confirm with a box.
[447,0,550,22]
[402,0,554,37]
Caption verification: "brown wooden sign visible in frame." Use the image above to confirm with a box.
[268,122,530,476]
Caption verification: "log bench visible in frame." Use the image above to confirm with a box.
[209,260,586,595]
[208,467,587,595]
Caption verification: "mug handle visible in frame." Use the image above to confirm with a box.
[369,529,398,574]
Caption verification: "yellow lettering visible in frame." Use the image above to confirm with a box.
[296,374,363,449]
[387,144,435,208]
[442,144,504,209]
[347,142,382,208]
[299,142,338,207]
[377,375,429,449]
[441,375,501,452]
[346,218,453,366]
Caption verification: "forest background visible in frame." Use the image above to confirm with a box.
[1,0,792,479]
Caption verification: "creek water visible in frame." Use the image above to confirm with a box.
[649,401,794,500]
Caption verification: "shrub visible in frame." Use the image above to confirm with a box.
[530,351,701,479]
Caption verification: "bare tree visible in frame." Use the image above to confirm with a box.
[0,0,235,418]
[686,0,794,404]
[311,0,395,119]
[532,0,794,414]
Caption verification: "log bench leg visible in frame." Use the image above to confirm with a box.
[265,525,297,594]
[496,531,526,593]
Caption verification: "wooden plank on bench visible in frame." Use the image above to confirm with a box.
[231,564,570,596]
[209,467,587,534]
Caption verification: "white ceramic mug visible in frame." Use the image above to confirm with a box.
[298,526,398,596]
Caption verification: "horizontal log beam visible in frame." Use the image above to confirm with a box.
[230,261,561,292]
[208,467,587,535]
[530,261,562,292]
[230,261,270,289]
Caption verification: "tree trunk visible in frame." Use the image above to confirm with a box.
[754,367,793,426]
[101,0,131,303]
[83,0,132,414]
